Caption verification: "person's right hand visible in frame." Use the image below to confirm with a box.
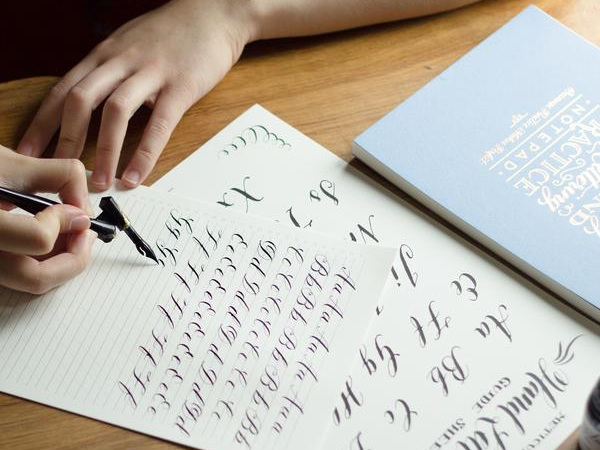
[17,0,256,191]
[0,146,95,294]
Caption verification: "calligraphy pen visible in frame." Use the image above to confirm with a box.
[0,186,158,263]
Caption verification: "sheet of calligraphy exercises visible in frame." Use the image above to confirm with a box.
[1,0,599,449]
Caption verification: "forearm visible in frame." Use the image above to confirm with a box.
[243,0,481,41]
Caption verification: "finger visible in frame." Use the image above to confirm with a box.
[0,204,90,256]
[54,61,131,161]
[17,58,99,157]
[0,230,95,295]
[122,86,191,188]
[92,71,160,190]
[11,156,91,211]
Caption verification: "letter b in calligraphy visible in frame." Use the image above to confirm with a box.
[428,346,469,396]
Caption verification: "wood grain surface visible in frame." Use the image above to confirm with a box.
[1,0,596,447]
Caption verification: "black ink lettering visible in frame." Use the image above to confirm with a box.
[475,305,512,342]
[384,398,418,431]
[218,176,264,213]
[348,431,370,450]
[375,334,401,377]
[286,206,313,228]
[309,179,339,205]
[429,346,469,396]
[399,244,418,287]
[349,214,378,243]
[451,273,478,301]
[332,377,363,425]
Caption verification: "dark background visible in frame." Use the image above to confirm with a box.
[1,0,167,82]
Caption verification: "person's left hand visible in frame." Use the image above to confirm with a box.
[17,0,256,191]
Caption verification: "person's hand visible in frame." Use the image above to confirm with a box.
[17,0,255,191]
[0,146,95,294]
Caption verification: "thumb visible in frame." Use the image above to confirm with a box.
[36,204,91,233]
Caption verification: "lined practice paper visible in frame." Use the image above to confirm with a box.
[0,186,394,450]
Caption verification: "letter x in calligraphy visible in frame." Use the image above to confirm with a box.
[217,176,264,213]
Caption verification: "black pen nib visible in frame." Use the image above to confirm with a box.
[124,227,159,264]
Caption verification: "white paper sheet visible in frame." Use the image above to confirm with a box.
[0,185,395,450]
[155,104,600,450]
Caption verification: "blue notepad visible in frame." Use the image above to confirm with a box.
[353,6,600,321]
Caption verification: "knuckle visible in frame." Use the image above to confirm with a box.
[105,95,131,118]
[175,72,196,93]
[171,72,199,104]
[32,226,56,255]
[96,142,117,159]
[63,158,88,185]
[58,132,82,149]
[91,37,116,60]
[135,144,157,164]
[74,254,89,273]
[48,80,71,102]
[67,158,87,179]
[66,85,92,110]
[148,116,171,140]
[27,274,51,295]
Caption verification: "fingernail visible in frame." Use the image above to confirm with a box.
[123,170,140,187]
[69,214,91,232]
[91,171,107,188]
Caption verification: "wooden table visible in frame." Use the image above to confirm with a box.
[0,0,596,447]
